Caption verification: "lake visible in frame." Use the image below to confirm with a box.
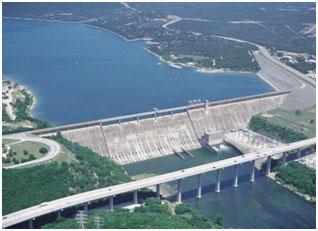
[3,18,274,125]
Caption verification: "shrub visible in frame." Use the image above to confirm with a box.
[39,147,48,154]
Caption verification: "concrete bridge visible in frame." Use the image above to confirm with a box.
[2,137,315,229]
[27,90,291,165]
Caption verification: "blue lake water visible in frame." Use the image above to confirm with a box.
[3,18,274,125]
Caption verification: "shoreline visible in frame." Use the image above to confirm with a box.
[2,78,37,119]
[267,172,315,203]
[5,16,261,78]
[145,47,258,75]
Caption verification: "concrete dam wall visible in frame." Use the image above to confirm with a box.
[31,91,289,165]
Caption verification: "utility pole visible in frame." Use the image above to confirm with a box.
[94,215,104,229]
[76,210,87,229]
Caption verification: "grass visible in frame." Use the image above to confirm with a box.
[267,105,316,137]
[3,141,50,167]
[50,144,74,164]
[132,173,157,180]
[2,138,19,145]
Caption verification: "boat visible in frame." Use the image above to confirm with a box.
[168,63,182,69]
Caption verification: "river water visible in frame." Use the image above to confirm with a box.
[3,18,315,229]
[124,147,316,229]
[3,18,273,125]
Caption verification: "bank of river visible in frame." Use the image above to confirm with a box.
[3,18,274,126]
[124,146,316,229]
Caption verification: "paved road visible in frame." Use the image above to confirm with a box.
[214,35,316,87]
[212,35,316,110]
[2,133,61,169]
[2,137,315,228]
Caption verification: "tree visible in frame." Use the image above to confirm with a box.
[39,147,48,154]
[175,203,191,214]
[23,150,29,155]
[29,154,36,160]
[212,213,224,226]
[295,110,302,116]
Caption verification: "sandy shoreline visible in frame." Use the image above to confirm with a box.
[2,78,37,119]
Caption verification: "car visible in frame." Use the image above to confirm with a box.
[39,202,48,207]
[212,166,216,169]
[181,170,185,172]
[234,160,237,163]
[3,216,7,219]
[108,188,112,191]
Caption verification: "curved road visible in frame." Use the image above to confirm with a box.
[2,133,61,169]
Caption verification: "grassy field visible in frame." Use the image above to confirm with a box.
[50,144,74,164]
[2,141,50,167]
[2,138,74,167]
[2,138,19,145]
[267,105,316,138]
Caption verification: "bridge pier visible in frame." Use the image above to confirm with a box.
[177,179,182,203]
[311,144,315,153]
[133,190,138,204]
[265,156,271,176]
[28,219,33,229]
[156,184,161,200]
[109,196,114,211]
[215,169,221,193]
[233,165,239,187]
[57,210,61,218]
[282,152,287,164]
[84,202,88,214]
[197,174,202,198]
[250,160,255,182]
[296,148,301,158]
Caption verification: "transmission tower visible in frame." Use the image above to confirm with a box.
[94,215,104,229]
[72,142,76,155]
[76,210,87,229]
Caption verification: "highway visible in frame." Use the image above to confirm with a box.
[2,133,61,169]
[2,137,315,228]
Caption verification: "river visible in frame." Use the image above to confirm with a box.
[124,146,316,229]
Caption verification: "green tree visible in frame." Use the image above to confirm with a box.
[39,147,48,154]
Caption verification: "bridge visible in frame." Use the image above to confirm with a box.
[2,137,315,229]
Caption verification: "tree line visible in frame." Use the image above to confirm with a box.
[42,197,224,229]
[274,162,315,198]
[248,115,308,143]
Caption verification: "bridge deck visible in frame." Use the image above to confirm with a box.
[2,137,315,228]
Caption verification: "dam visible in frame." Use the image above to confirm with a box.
[30,90,290,165]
